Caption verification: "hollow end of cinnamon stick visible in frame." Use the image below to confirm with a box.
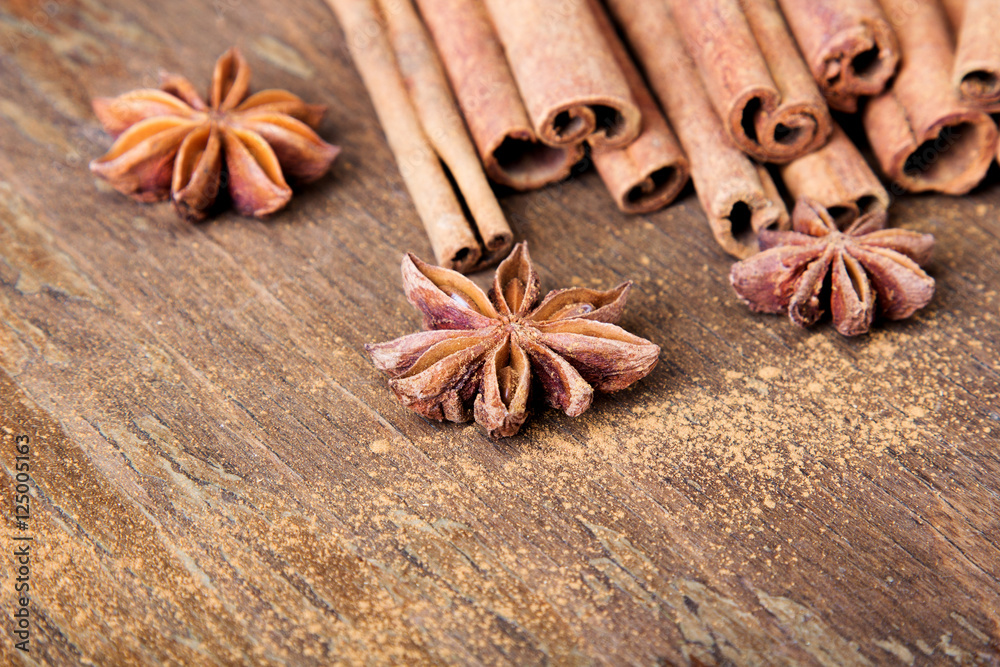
[702,163,789,259]
[710,195,789,260]
[957,66,1000,111]
[868,107,998,196]
[483,0,643,153]
[672,0,831,164]
[899,116,997,195]
[779,124,889,227]
[731,99,823,163]
[950,0,1000,111]
[593,151,690,215]
[867,0,998,195]
[817,21,899,113]
[539,98,641,150]
[621,164,689,214]
[486,132,583,191]
[415,0,583,192]
[744,99,830,164]
[587,0,690,214]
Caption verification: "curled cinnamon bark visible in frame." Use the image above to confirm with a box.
[666,0,832,163]
[780,125,889,226]
[606,0,788,257]
[776,0,899,112]
[326,0,512,271]
[943,0,1000,111]
[481,0,641,150]
[414,0,583,190]
[586,0,689,214]
[864,0,997,195]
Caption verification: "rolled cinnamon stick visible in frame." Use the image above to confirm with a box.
[943,0,1000,111]
[414,0,583,190]
[780,124,889,226]
[481,0,641,150]
[586,0,689,214]
[666,0,832,164]
[864,0,997,195]
[776,0,899,112]
[325,0,512,271]
[605,0,788,257]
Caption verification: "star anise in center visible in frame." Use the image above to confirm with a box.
[90,48,340,220]
[730,198,935,336]
[367,243,660,437]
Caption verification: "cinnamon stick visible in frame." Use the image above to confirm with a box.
[481,0,641,150]
[776,0,899,112]
[780,124,889,226]
[864,0,997,195]
[943,0,1000,111]
[666,0,832,164]
[605,0,788,257]
[325,0,512,272]
[586,0,689,214]
[941,0,962,25]
[414,0,583,190]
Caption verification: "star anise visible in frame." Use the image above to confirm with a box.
[90,48,340,220]
[366,243,660,437]
[730,198,935,336]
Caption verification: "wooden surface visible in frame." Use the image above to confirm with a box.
[1,0,999,665]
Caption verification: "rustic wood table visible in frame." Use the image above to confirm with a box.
[1,0,999,664]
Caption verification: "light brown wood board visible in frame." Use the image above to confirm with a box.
[0,0,997,664]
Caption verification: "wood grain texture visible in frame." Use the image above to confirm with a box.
[0,0,999,664]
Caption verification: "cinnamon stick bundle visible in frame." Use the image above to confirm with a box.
[481,0,641,150]
[666,0,832,164]
[325,0,512,272]
[414,0,583,190]
[780,124,889,225]
[942,0,1000,111]
[586,0,689,214]
[776,0,899,112]
[864,0,997,195]
[606,0,788,257]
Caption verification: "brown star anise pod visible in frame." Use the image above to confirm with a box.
[90,48,340,220]
[366,243,660,437]
[730,198,935,336]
